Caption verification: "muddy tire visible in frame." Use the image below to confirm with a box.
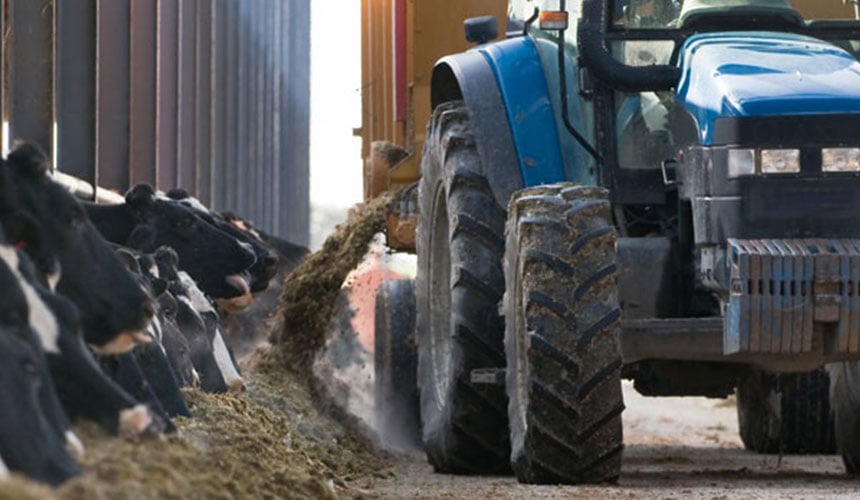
[737,367,834,454]
[827,361,860,472]
[415,101,510,474]
[504,184,624,484]
[374,279,421,449]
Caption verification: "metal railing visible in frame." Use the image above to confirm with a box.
[2,0,310,245]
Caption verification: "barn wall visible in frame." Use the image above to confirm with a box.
[1,0,311,245]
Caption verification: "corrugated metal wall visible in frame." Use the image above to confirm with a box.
[2,0,310,245]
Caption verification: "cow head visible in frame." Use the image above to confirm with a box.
[2,143,154,352]
[166,189,280,294]
[0,251,80,485]
[123,184,256,299]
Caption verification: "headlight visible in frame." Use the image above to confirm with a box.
[822,148,860,172]
[727,148,756,178]
[760,149,800,174]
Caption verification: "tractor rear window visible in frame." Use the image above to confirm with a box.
[613,0,860,29]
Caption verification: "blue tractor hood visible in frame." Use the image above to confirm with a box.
[676,32,860,145]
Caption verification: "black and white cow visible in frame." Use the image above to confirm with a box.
[166,189,280,295]
[135,251,198,387]
[84,184,256,299]
[1,142,155,354]
[219,212,310,358]
[0,242,80,486]
[0,143,162,439]
[155,246,245,393]
[0,244,85,458]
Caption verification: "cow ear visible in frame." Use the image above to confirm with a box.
[126,224,157,252]
[125,183,156,217]
[115,248,141,273]
[7,142,50,178]
[155,245,179,267]
[150,277,168,298]
[165,188,190,200]
[157,290,177,317]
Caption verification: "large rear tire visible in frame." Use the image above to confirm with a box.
[827,361,860,472]
[374,279,420,449]
[737,367,834,454]
[415,101,510,473]
[504,184,624,484]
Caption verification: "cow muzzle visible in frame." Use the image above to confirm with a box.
[91,330,153,355]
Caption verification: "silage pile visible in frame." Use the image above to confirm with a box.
[0,192,398,499]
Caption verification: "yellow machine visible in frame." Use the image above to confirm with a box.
[359,0,507,250]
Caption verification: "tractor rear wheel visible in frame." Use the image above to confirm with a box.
[415,101,510,473]
[374,279,420,449]
[504,184,624,484]
[827,361,860,472]
[737,367,834,454]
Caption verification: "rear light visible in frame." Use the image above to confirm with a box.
[822,148,860,172]
[727,149,756,178]
[539,11,569,30]
[760,149,800,174]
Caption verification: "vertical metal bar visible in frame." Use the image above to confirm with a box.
[278,0,290,237]
[195,0,212,205]
[8,0,54,156]
[54,0,96,187]
[177,0,197,192]
[287,0,311,244]
[225,0,239,211]
[270,0,282,233]
[236,0,249,218]
[156,0,179,189]
[248,1,260,224]
[96,0,130,191]
[129,0,157,186]
[261,0,273,232]
[211,0,227,210]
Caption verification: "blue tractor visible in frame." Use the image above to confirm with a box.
[379,0,860,483]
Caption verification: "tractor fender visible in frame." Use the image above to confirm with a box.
[430,37,566,208]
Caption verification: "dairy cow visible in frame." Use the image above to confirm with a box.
[38,281,163,438]
[1,143,155,353]
[0,245,79,485]
[84,184,256,299]
[110,248,190,421]
[0,245,85,458]
[136,252,198,387]
[154,246,245,392]
[166,189,280,294]
[219,212,310,357]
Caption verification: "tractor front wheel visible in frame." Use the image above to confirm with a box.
[737,367,834,455]
[827,361,860,472]
[504,184,624,484]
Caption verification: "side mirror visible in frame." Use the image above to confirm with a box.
[464,16,498,44]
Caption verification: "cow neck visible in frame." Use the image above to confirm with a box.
[83,202,136,246]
